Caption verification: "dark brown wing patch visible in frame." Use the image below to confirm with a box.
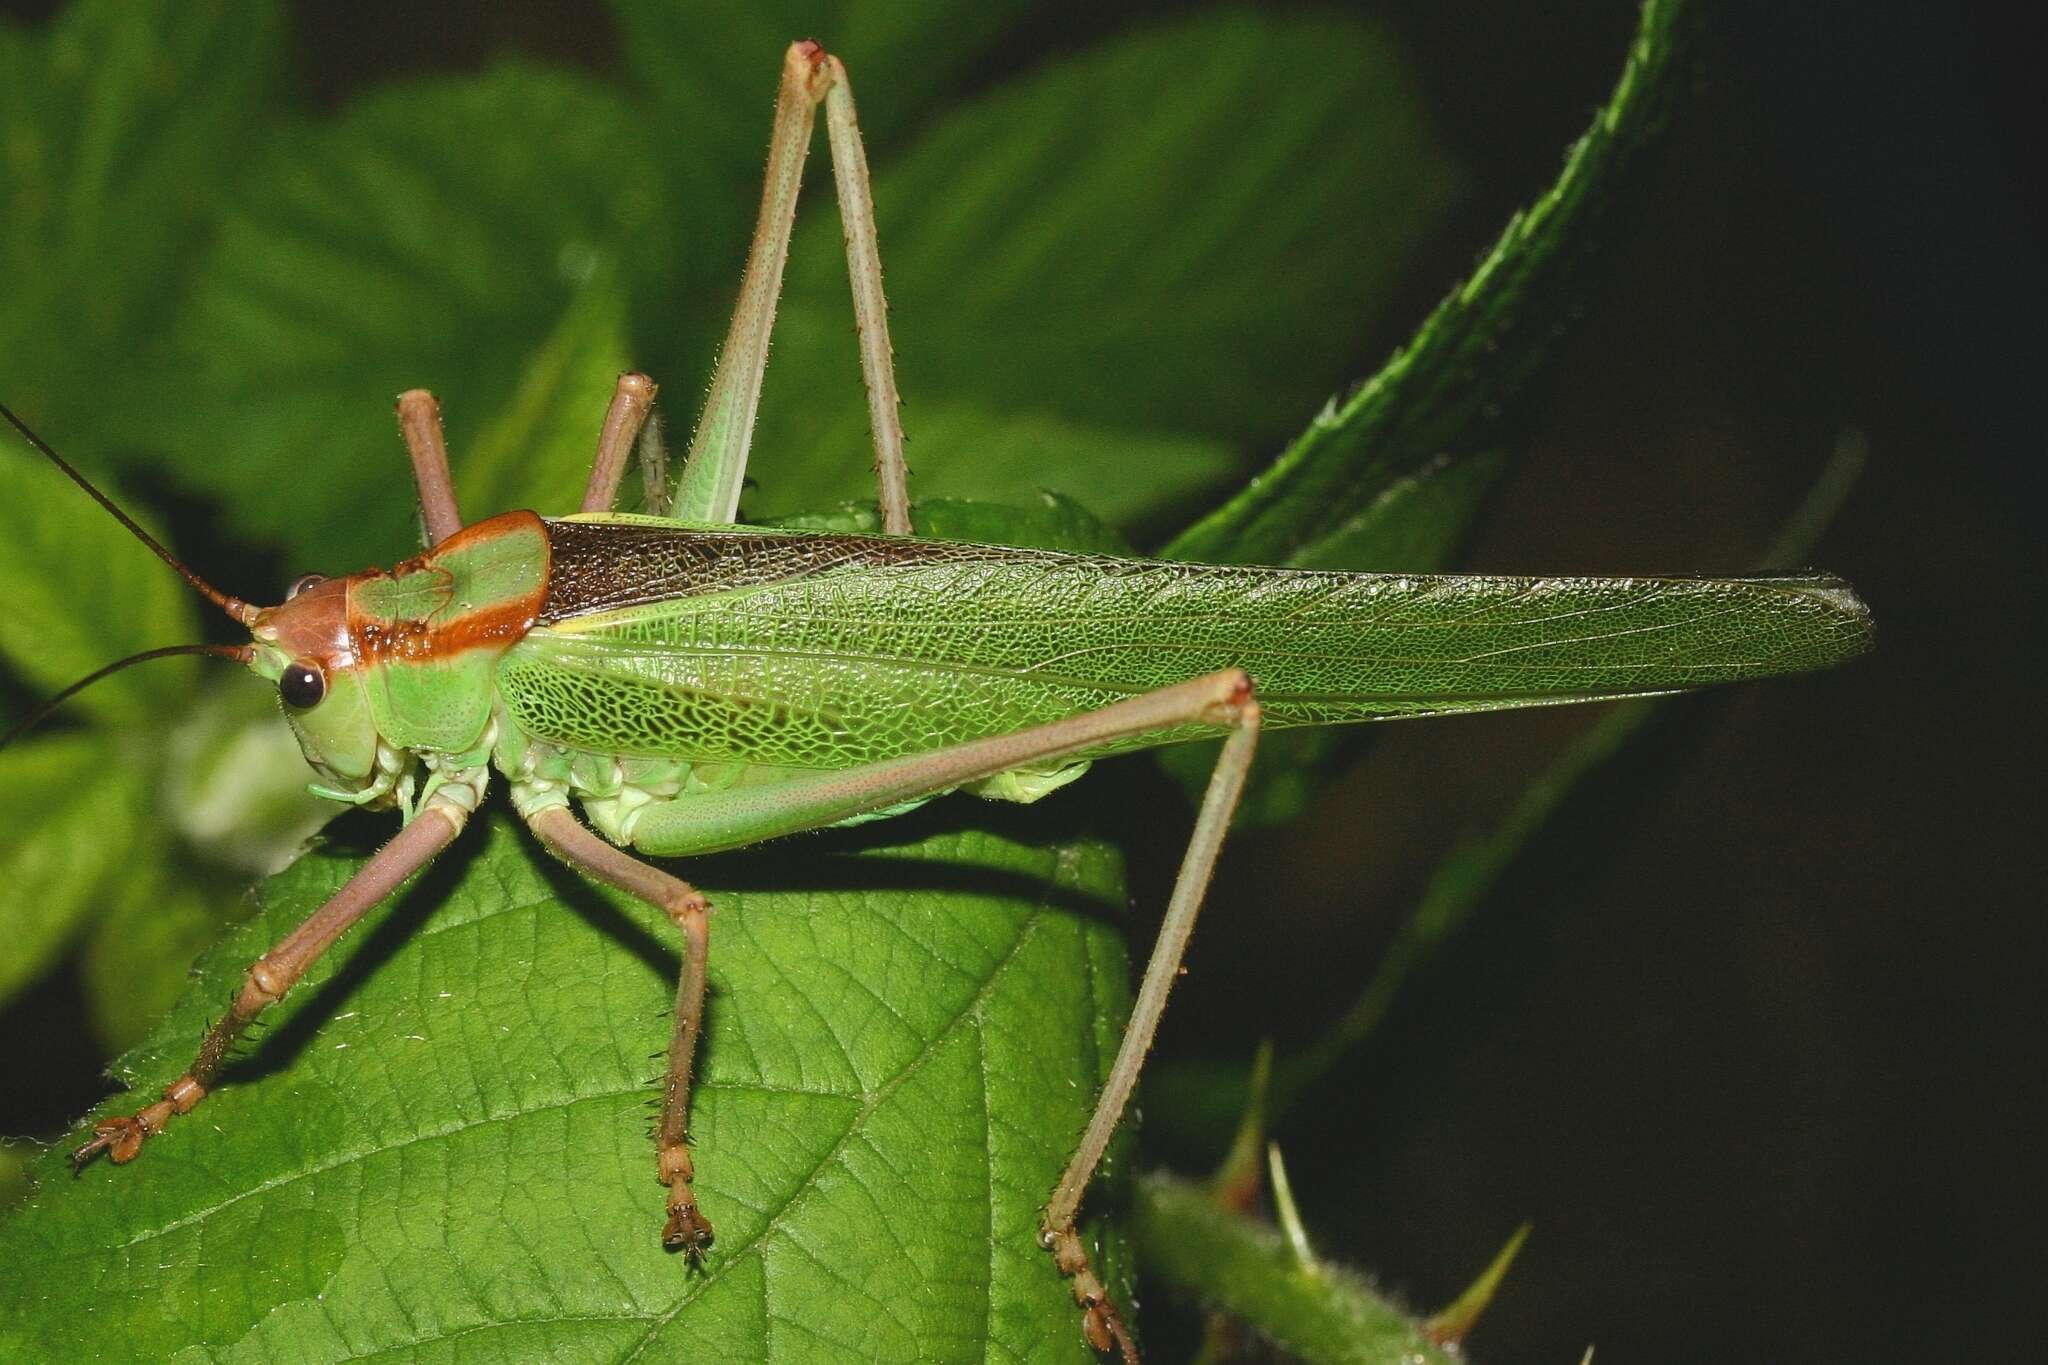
[539,520,1038,622]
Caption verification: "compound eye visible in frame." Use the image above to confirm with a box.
[286,573,327,600]
[279,661,326,709]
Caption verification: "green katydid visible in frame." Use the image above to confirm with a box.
[0,40,1871,1362]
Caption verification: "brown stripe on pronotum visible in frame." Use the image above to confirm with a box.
[345,511,550,666]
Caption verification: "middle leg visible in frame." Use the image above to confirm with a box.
[579,371,659,514]
[525,805,715,1255]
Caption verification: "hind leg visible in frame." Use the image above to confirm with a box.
[670,41,910,533]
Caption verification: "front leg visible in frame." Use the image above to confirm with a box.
[394,389,463,546]
[74,789,476,1167]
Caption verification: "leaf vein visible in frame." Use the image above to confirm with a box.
[614,864,1065,1362]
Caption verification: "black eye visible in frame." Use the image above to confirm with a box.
[279,661,326,709]
[286,573,327,600]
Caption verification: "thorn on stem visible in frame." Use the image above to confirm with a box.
[1266,1142,1318,1274]
[1426,1222,1533,1346]
[1208,1040,1274,1213]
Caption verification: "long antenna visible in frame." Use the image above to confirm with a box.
[0,643,255,752]
[0,399,255,624]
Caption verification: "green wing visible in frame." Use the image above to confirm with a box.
[495,522,1870,769]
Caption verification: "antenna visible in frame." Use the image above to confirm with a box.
[0,643,255,752]
[0,399,255,624]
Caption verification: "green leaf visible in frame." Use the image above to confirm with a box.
[1166,0,1695,567]
[158,686,336,880]
[0,810,1135,1361]
[0,0,283,431]
[0,437,198,720]
[458,268,637,522]
[1154,0,1694,825]
[609,0,1032,236]
[78,865,229,1052]
[113,63,679,570]
[0,1141,29,1214]
[741,8,1465,526]
[0,734,149,1006]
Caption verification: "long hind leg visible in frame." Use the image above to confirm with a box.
[605,671,1263,1361]
[670,41,911,533]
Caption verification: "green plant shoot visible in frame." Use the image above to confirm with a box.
[0,39,1869,1364]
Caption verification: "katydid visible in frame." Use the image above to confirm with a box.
[0,40,1871,1363]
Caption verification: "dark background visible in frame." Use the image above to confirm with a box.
[1188,4,2040,1361]
[1,2,2036,1361]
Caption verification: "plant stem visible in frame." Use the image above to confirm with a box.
[1131,1172,1455,1365]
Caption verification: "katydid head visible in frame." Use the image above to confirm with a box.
[245,573,385,795]
[18,400,563,807]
